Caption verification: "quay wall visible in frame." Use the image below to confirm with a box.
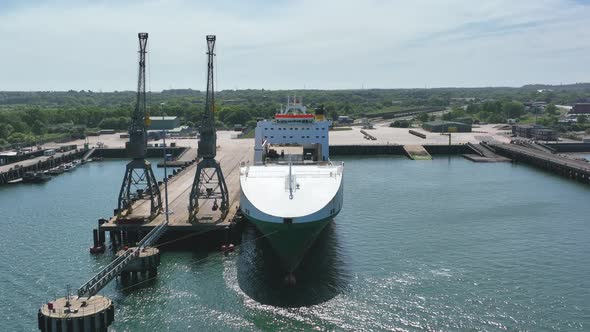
[546,143,590,153]
[330,144,471,156]
[93,147,185,158]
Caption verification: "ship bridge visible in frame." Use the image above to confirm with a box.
[254,98,332,164]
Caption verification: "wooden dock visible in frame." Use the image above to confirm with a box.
[491,143,590,184]
[100,136,254,236]
[0,149,85,185]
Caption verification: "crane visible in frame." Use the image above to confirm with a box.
[117,32,162,217]
[189,35,229,222]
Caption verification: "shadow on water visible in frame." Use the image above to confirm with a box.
[237,221,350,307]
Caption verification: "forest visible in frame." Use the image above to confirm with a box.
[1,83,589,148]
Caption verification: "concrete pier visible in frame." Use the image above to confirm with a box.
[116,246,160,279]
[99,132,254,248]
[491,143,590,184]
[38,296,114,332]
[0,149,85,185]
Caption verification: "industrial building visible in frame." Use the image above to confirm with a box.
[337,115,353,124]
[571,103,590,115]
[512,124,557,141]
[422,120,472,133]
[148,116,180,130]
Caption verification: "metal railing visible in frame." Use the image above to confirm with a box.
[77,220,168,298]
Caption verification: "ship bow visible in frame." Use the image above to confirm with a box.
[254,218,332,272]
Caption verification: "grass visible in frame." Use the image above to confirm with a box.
[239,128,256,139]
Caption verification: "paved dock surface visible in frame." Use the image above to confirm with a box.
[102,132,253,231]
[40,296,111,318]
[329,124,512,146]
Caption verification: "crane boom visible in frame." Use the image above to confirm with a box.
[127,32,149,159]
[198,35,217,159]
[189,35,229,222]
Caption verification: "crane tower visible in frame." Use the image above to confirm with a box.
[188,35,229,222]
[117,32,162,217]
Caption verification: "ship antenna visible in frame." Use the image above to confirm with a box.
[288,155,293,200]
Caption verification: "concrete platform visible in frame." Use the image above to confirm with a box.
[404,145,432,160]
[329,123,512,146]
[463,142,511,162]
[100,132,254,233]
[463,154,511,163]
[40,296,112,319]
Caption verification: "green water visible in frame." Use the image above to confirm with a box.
[1,156,589,331]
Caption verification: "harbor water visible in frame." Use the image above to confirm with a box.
[1,156,589,331]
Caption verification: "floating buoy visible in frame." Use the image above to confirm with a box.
[220,244,227,252]
[227,244,235,252]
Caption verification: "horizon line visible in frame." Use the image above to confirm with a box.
[1,82,589,94]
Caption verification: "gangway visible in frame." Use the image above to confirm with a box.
[77,219,168,297]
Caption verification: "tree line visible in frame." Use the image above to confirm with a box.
[1,84,589,147]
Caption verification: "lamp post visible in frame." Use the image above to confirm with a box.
[162,130,170,224]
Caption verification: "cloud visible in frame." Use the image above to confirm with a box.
[0,0,588,90]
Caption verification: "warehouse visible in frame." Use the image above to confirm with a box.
[148,116,180,130]
[512,124,557,141]
[422,120,472,133]
[571,103,590,115]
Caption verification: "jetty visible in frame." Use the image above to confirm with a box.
[99,137,253,236]
[490,142,590,184]
[0,148,84,185]
[38,34,254,331]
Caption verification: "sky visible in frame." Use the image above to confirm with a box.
[0,0,589,91]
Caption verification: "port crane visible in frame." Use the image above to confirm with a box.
[118,32,162,217]
[189,35,229,222]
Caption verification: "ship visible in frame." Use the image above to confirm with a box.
[239,97,344,274]
[22,171,52,183]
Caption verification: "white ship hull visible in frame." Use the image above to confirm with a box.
[239,163,344,271]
